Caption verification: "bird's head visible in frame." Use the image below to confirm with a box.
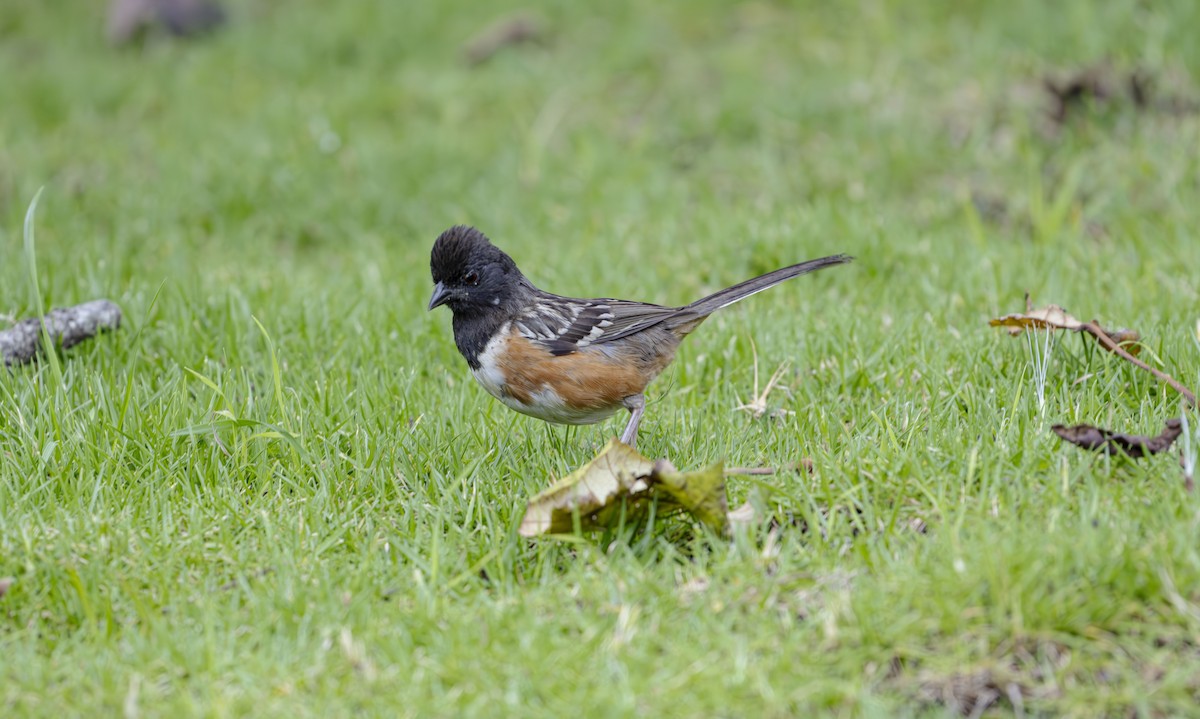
[428,225,526,314]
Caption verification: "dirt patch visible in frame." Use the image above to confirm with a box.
[1043,63,1198,129]
[898,639,1070,716]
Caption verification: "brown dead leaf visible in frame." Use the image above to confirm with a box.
[990,303,1084,334]
[1052,418,1183,459]
[989,300,1141,355]
[0,577,12,598]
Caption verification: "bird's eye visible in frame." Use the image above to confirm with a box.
[463,271,480,286]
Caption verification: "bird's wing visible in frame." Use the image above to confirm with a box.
[513,295,685,356]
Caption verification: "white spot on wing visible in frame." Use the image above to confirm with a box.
[580,324,606,345]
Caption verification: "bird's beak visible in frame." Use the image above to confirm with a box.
[427,281,451,311]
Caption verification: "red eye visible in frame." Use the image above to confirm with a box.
[463,271,480,286]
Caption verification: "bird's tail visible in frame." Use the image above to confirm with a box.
[681,254,853,318]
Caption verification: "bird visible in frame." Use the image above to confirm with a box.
[428,225,852,447]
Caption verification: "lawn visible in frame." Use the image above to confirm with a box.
[3,0,1200,716]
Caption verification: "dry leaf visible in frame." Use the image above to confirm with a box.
[1052,418,1182,459]
[1038,311,1191,407]
[989,301,1141,355]
[654,459,729,532]
[990,303,1084,334]
[994,300,1196,480]
[518,439,727,537]
[0,577,12,598]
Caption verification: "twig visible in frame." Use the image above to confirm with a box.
[725,459,815,476]
[1,300,123,366]
[1081,320,1197,409]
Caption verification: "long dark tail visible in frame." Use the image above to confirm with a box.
[682,254,853,318]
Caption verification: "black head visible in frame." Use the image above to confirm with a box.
[428,226,528,314]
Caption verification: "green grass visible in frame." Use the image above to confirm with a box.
[3,0,1200,716]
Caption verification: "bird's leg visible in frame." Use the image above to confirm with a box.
[620,394,646,448]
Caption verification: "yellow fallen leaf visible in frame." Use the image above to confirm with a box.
[653,460,728,532]
[519,439,727,537]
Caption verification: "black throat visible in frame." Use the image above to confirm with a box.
[451,309,508,370]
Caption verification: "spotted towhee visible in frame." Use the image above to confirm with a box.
[428,225,851,447]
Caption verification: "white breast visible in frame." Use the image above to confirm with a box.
[470,328,513,401]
